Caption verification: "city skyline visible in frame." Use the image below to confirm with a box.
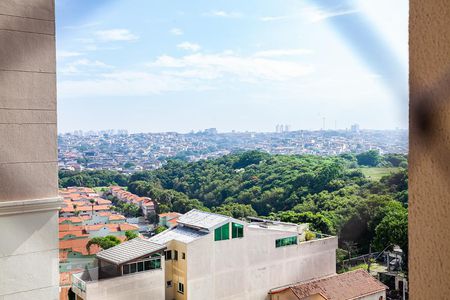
[56,0,408,133]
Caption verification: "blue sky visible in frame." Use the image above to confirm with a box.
[56,0,408,133]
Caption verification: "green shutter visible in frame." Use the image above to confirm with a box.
[275,236,298,248]
[214,227,221,241]
[221,223,229,240]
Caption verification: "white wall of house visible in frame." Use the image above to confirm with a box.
[85,268,165,300]
[186,225,337,300]
[360,291,386,300]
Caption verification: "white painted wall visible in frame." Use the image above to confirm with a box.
[186,225,337,300]
[85,268,165,300]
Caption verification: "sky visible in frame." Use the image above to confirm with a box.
[56,0,408,133]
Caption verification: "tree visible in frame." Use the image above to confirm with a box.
[154,226,167,234]
[356,150,381,167]
[86,236,121,254]
[89,198,95,216]
[374,206,408,264]
[213,203,257,219]
[232,151,269,169]
[125,230,139,241]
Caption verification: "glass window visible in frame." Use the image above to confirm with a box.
[214,223,230,241]
[130,263,137,273]
[137,261,144,272]
[123,264,130,275]
[144,260,151,271]
[178,282,184,294]
[165,250,172,260]
[154,258,161,269]
[182,252,186,259]
[166,280,172,288]
[174,250,178,260]
[275,236,298,248]
[232,223,244,238]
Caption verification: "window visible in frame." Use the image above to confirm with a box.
[232,222,244,238]
[174,250,178,260]
[122,257,162,275]
[182,252,186,259]
[165,250,172,260]
[123,264,130,275]
[166,280,172,288]
[178,282,184,294]
[130,263,137,273]
[214,223,230,241]
[137,261,144,272]
[275,236,298,248]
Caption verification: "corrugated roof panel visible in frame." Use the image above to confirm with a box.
[149,226,207,244]
[96,238,166,265]
[177,209,229,230]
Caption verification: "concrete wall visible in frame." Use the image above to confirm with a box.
[409,1,450,298]
[164,240,187,300]
[186,225,337,300]
[85,268,165,300]
[0,0,61,299]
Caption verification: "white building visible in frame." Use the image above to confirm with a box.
[150,210,338,300]
[72,238,166,300]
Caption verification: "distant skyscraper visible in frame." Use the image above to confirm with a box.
[351,123,360,133]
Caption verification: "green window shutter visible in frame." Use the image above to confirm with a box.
[221,223,229,240]
[275,236,298,248]
[215,227,222,241]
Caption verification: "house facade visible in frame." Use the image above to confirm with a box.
[150,210,338,300]
[72,238,166,300]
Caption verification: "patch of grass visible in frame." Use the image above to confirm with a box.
[360,167,400,181]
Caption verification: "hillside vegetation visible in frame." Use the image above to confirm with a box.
[59,151,408,264]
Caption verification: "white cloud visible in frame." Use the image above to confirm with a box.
[170,28,183,36]
[206,10,242,18]
[58,71,200,98]
[57,51,84,59]
[149,52,313,81]
[177,42,201,52]
[60,59,114,74]
[94,29,139,42]
[254,49,313,57]
[58,51,313,98]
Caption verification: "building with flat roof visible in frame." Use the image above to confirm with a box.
[72,238,166,300]
[149,209,338,300]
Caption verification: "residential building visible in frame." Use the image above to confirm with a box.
[59,188,139,299]
[109,186,157,218]
[158,212,182,228]
[72,238,166,300]
[268,269,387,300]
[150,210,338,300]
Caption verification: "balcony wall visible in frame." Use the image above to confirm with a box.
[0,0,61,299]
[74,268,165,300]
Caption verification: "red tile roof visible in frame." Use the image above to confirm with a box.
[270,270,387,300]
[159,212,182,219]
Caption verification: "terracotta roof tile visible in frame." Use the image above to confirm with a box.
[272,270,387,300]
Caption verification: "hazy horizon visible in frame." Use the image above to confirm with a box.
[59,126,408,135]
[56,0,408,133]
